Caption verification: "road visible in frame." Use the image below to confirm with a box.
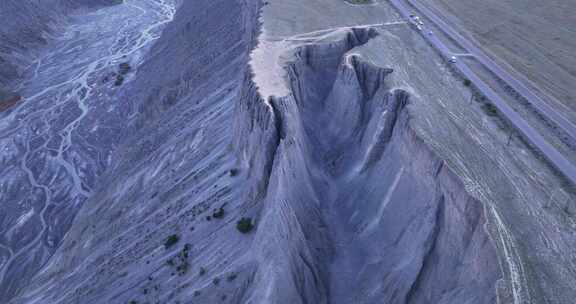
[388,0,576,185]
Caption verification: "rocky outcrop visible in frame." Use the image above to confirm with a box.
[239,27,500,303]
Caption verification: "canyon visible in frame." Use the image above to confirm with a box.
[0,0,575,303]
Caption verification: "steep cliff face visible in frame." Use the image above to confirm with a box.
[239,28,499,303]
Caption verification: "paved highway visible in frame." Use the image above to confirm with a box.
[389,0,576,184]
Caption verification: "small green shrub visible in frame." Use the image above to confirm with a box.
[177,261,189,275]
[212,207,225,219]
[229,168,239,177]
[164,234,180,249]
[236,217,254,233]
[227,273,237,282]
[482,103,498,116]
[463,79,472,86]
[119,62,131,75]
[114,74,124,86]
[199,267,206,276]
[213,277,220,285]
[183,243,192,255]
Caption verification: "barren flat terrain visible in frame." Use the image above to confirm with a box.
[416,0,576,118]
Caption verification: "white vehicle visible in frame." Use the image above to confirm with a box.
[449,56,457,63]
[418,21,424,26]
[428,31,433,35]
